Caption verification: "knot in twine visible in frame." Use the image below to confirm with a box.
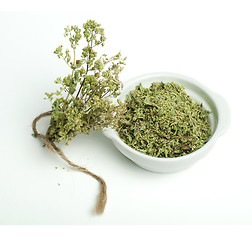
[32,110,107,215]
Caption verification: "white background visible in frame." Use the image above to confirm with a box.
[1,0,252,227]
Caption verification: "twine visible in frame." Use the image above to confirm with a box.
[32,110,107,214]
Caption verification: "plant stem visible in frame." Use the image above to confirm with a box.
[75,67,88,99]
[76,31,94,99]
[82,85,100,104]
[62,48,76,111]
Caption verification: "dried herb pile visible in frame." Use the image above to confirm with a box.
[117,82,211,158]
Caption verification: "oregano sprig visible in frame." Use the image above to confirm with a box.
[33,20,126,215]
[46,20,126,144]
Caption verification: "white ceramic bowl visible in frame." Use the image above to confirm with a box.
[103,72,230,173]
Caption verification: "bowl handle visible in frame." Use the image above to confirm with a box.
[214,92,231,137]
[103,128,116,140]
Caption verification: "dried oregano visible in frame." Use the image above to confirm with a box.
[32,20,126,214]
[46,20,126,144]
[117,82,211,158]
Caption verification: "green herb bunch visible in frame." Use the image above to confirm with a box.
[117,82,211,158]
[45,20,126,144]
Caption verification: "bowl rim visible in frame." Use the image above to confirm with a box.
[104,72,230,163]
